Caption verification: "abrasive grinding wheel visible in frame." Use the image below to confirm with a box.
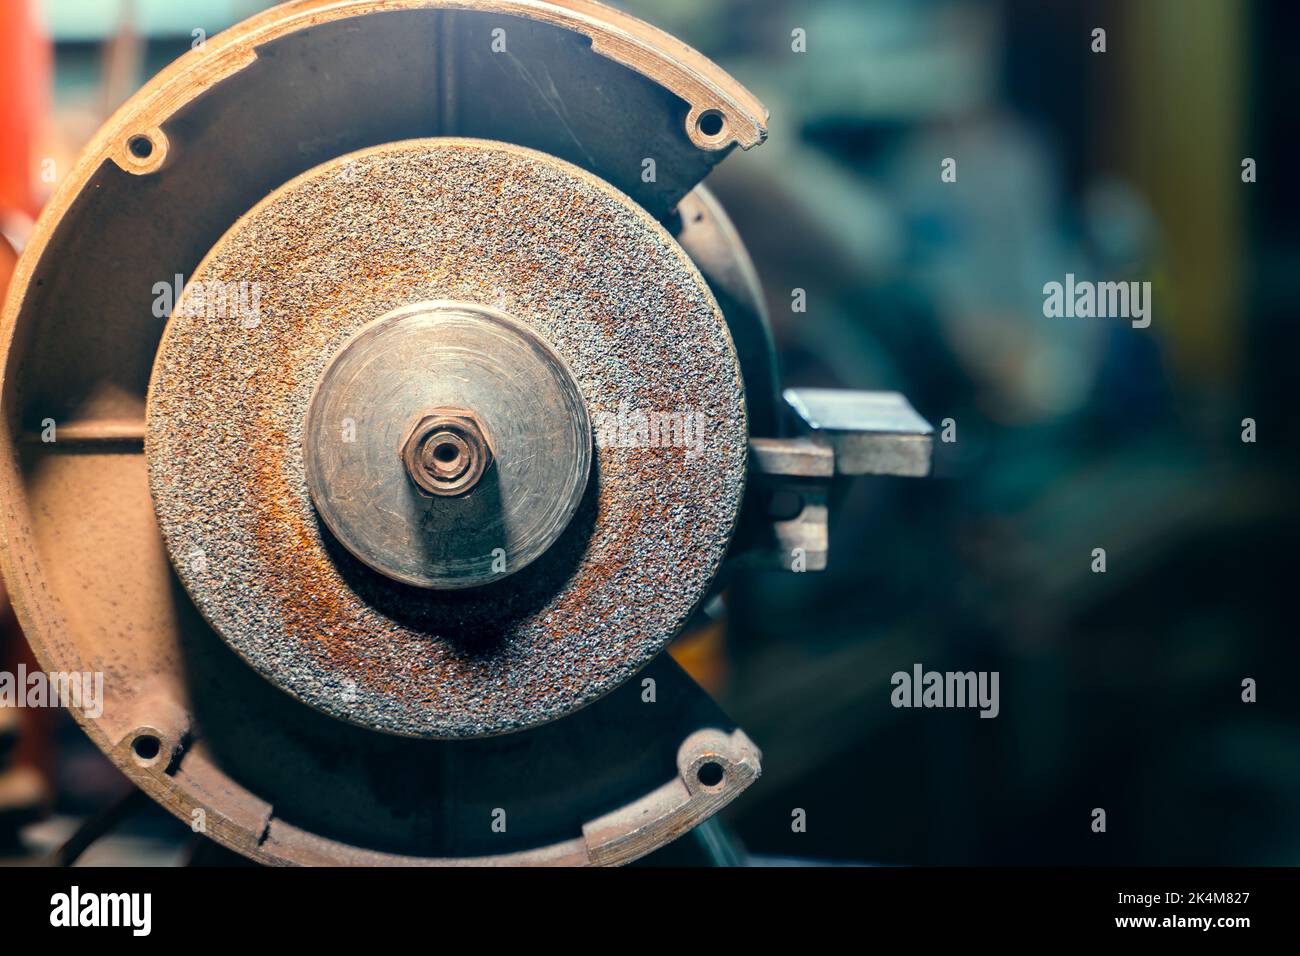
[0,0,931,866]
[146,137,749,740]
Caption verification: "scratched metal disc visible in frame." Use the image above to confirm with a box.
[302,301,591,590]
[146,138,748,738]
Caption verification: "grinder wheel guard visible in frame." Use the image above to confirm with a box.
[0,0,926,866]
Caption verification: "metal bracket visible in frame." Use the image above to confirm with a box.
[784,388,934,478]
[732,389,933,572]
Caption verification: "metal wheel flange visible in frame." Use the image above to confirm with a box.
[303,301,592,589]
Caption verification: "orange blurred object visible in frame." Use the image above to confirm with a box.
[0,0,54,832]
[0,0,52,219]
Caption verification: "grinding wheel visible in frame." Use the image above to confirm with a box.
[147,138,748,739]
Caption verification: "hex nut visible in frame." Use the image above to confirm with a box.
[400,409,493,497]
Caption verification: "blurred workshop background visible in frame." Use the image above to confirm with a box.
[2,0,1296,865]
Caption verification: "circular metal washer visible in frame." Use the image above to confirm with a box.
[145,138,748,739]
[303,301,592,590]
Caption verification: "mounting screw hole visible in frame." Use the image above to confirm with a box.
[132,733,162,762]
[128,135,154,160]
[696,760,725,788]
[696,110,726,139]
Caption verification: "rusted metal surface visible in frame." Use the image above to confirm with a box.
[146,139,748,740]
[0,1,769,863]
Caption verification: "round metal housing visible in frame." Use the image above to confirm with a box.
[0,1,770,864]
